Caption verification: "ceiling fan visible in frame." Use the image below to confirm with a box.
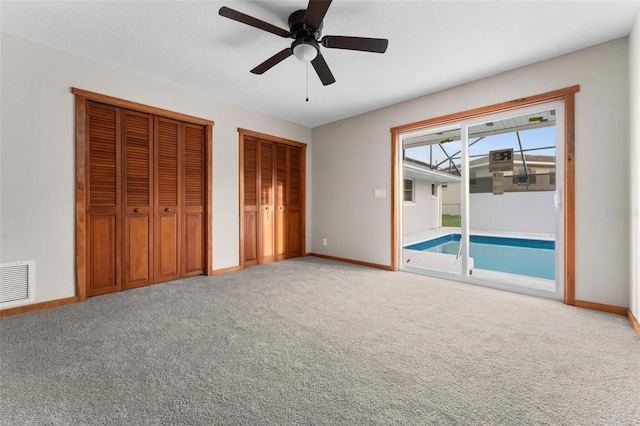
[218,0,388,86]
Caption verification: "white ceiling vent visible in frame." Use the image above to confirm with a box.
[1,260,36,309]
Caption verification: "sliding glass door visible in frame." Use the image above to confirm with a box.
[400,100,564,299]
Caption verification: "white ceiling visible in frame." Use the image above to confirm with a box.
[2,1,639,128]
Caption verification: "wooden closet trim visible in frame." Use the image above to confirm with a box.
[238,128,307,269]
[238,128,308,148]
[74,89,213,302]
[72,88,214,126]
[390,85,579,306]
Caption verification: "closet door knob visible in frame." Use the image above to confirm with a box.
[165,208,172,212]
[134,208,141,213]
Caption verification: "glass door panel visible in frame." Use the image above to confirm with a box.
[465,108,558,291]
[401,126,463,275]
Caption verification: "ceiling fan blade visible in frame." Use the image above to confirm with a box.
[311,53,336,86]
[219,6,291,38]
[304,0,332,32]
[322,36,388,53]
[250,48,293,74]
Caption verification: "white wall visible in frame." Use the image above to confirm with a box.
[630,11,640,319]
[0,33,312,305]
[403,179,439,235]
[2,31,635,312]
[312,38,630,307]
[470,192,555,235]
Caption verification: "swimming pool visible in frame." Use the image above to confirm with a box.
[405,234,555,280]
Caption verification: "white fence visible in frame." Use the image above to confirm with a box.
[469,191,555,234]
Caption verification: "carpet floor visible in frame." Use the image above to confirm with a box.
[1,257,639,425]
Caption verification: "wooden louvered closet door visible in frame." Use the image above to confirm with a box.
[154,117,181,283]
[287,146,302,258]
[275,144,288,260]
[243,137,259,266]
[153,118,206,282]
[85,103,206,295]
[182,123,206,277]
[242,134,304,267]
[122,110,154,289]
[258,140,275,264]
[86,102,122,296]
[274,144,302,260]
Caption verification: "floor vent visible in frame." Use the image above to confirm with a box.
[1,260,35,308]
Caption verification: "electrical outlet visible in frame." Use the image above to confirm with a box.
[322,238,327,246]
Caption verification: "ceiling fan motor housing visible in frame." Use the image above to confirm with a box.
[288,9,323,39]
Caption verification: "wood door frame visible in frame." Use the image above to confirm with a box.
[390,85,579,306]
[238,128,307,269]
[74,88,213,302]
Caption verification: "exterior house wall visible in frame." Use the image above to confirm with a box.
[403,179,440,235]
[312,38,630,307]
[0,33,312,306]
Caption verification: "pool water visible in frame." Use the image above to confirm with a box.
[405,234,555,280]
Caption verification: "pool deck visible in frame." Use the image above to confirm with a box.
[402,227,556,292]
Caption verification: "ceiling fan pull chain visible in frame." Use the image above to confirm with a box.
[306,62,309,102]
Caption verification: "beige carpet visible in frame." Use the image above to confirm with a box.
[1,257,638,425]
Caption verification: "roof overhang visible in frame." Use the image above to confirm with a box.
[403,161,461,184]
[403,110,556,149]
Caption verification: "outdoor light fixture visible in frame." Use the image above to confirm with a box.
[528,116,547,123]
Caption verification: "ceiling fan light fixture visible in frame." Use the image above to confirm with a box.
[292,40,318,62]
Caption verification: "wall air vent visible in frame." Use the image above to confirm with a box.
[1,260,35,309]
